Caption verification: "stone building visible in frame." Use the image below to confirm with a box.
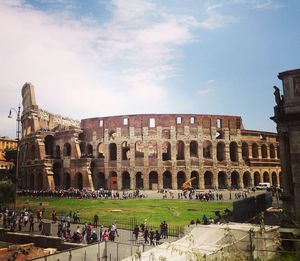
[271,68,300,224]
[0,136,17,170]
[19,83,281,191]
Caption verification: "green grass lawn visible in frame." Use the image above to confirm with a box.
[17,197,232,228]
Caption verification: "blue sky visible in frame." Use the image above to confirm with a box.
[1,0,299,137]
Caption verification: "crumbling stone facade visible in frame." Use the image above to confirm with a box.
[19,83,281,191]
[271,68,300,224]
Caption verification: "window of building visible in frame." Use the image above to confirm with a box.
[190,117,195,124]
[149,118,155,128]
[99,120,103,127]
[176,117,182,124]
[123,118,128,125]
[217,119,222,128]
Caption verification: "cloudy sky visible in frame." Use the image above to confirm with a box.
[1,0,299,138]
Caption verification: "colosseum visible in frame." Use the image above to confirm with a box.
[18,83,281,191]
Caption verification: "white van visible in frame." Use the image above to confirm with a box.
[256,182,271,190]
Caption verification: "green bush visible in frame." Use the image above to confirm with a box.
[0,181,15,204]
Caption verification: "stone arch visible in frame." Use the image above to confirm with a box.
[109,143,117,160]
[79,141,86,156]
[135,141,144,158]
[242,142,249,159]
[204,171,213,189]
[243,172,251,188]
[272,172,278,186]
[149,171,158,190]
[63,173,71,189]
[122,171,131,189]
[37,173,43,189]
[231,171,240,189]
[162,141,171,161]
[63,143,71,157]
[136,172,143,189]
[55,145,61,159]
[53,162,62,188]
[203,140,212,159]
[263,171,270,182]
[230,142,238,162]
[109,171,118,190]
[176,140,185,160]
[177,171,186,189]
[190,141,198,158]
[74,172,83,190]
[276,146,280,159]
[217,142,226,161]
[148,140,158,158]
[98,172,106,189]
[254,172,261,186]
[261,144,268,158]
[44,135,54,157]
[218,171,227,189]
[163,171,172,189]
[97,143,105,158]
[252,143,258,158]
[269,144,276,159]
[191,171,199,189]
[87,144,93,157]
[122,141,130,160]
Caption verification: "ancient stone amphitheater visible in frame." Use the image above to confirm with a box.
[19,83,281,191]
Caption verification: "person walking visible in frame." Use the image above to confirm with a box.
[93,213,99,228]
[133,224,139,241]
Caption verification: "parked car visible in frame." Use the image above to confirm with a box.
[256,182,271,190]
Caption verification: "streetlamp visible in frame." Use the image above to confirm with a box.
[8,104,21,212]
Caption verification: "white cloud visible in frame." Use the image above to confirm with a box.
[197,80,215,96]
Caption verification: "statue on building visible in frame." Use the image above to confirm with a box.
[273,86,283,106]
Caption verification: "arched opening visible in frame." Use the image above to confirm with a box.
[109,143,117,160]
[176,141,185,160]
[53,162,62,188]
[87,144,93,157]
[263,172,270,182]
[37,173,43,189]
[75,172,83,190]
[109,171,118,190]
[135,141,144,158]
[231,171,240,189]
[90,162,97,188]
[272,172,278,186]
[242,142,249,159]
[218,171,227,189]
[55,145,61,159]
[252,143,258,158]
[270,144,275,159]
[276,146,280,159]
[243,172,251,188]
[177,171,186,189]
[136,172,143,189]
[217,142,225,161]
[261,144,268,158]
[63,173,71,189]
[79,141,86,156]
[97,143,105,158]
[149,171,158,190]
[230,142,238,162]
[44,135,54,157]
[203,141,212,159]
[148,140,158,158]
[191,171,199,189]
[31,144,36,160]
[215,130,224,139]
[279,172,282,186]
[63,143,71,157]
[254,172,261,186]
[163,171,172,189]
[122,141,130,160]
[190,141,198,158]
[204,171,213,189]
[29,173,34,190]
[122,171,131,189]
[98,172,106,189]
[162,141,171,161]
